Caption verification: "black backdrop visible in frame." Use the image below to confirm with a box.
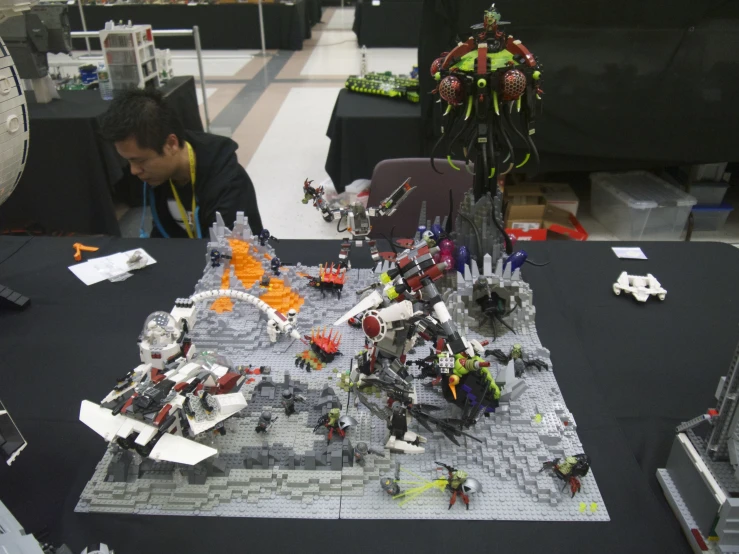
[419,0,739,169]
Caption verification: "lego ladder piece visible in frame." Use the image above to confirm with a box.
[210,266,235,313]
[0,284,29,310]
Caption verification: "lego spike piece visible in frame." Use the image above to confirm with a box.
[517,96,522,112]
[493,90,500,116]
[515,153,531,168]
[447,156,461,171]
[444,104,452,116]
[464,95,473,120]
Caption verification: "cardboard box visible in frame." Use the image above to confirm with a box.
[542,204,588,240]
[505,203,546,230]
[539,183,579,216]
[505,184,545,206]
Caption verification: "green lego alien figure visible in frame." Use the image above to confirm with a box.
[313,408,357,444]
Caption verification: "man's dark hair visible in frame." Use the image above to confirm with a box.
[99,89,185,154]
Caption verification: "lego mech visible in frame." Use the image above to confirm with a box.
[255,411,277,433]
[281,389,305,416]
[301,177,416,267]
[312,407,357,444]
[541,453,591,497]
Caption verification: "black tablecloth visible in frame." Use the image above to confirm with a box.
[0,76,202,236]
[353,0,422,47]
[306,0,322,26]
[418,0,739,169]
[325,89,422,192]
[69,2,309,51]
[2,237,738,553]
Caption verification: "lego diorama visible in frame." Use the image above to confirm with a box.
[76,4,607,522]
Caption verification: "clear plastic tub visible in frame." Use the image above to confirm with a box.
[688,182,730,205]
[591,171,697,240]
[691,204,734,232]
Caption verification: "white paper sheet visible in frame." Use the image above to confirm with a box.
[69,249,157,285]
[612,247,647,260]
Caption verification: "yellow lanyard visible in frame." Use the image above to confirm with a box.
[169,142,197,239]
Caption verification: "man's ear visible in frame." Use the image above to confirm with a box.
[162,133,181,155]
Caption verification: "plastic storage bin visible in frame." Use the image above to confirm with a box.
[691,204,734,232]
[591,171,697,240]
[688,182,730,205]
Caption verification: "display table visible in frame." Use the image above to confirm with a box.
[2,237,737,553]
[325,89,422,192]
[0,76,202,236]
[68,1,310,51]
[353,0,422,47]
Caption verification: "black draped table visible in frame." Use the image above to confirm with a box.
[0,76,202,236]
[353,0,423,47]
[69,1,310,51]
[2,237,738,553]
[325,89,422,193]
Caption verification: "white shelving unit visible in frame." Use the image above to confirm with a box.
[100,21,160,93]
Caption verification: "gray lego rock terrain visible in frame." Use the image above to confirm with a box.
[76,211,609,522]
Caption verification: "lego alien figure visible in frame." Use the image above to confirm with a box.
[304,263,347,299]
[430,4,543,202]
[486,343,548,376]
[295,328,342,371]
[313,408,357,444]
[541,453,591,497]
[437,461,482,510]
[255,411,277,434]
[301,178,416,267]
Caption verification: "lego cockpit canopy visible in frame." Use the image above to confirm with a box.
[141,311,179,347]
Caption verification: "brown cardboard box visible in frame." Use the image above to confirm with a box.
[539,183,579,216]
[505,184,545,206]
[505,204,546,231]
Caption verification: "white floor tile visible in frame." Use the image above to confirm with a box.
[247,87,343,240]
[324,7,355,30]
[196,87,218,106]
[171,52,253,78]
[301,30,417,76]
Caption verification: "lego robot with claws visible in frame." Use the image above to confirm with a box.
[301,178,416,266]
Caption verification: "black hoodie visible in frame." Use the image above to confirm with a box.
[150,130,263,238]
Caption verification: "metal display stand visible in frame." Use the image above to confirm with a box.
[71,26,211,132]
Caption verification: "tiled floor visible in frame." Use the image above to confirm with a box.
[68,6,738,245]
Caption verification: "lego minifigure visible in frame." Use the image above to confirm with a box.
[258,229,279,247]
[287,308,298,326]
[267,320,279,343]
[281,390,305,416]
[255,411,277,434]
[270,257,282,276]
[436,461,481,510]
[353,441,385,466]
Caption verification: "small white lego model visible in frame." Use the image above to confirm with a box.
[266,320,279,343]
[612,271,667,302]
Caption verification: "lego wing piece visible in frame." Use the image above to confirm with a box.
[79,400,217,465]
[186,393,248,435]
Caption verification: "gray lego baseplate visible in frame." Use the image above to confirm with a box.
[76,212,609,521]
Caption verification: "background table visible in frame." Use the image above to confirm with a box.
[68,1,310,51]
[1,237,738,553]
[353,0,423,47]
[325,89,422,192]
[0,76,202,237]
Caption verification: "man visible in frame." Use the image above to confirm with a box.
[100,90,263,238]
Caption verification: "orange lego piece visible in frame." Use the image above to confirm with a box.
[210,266,234,313]
[225,238,304,314]
[72,242,99,262]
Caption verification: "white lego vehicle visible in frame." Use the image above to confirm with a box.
[613,271,666,302]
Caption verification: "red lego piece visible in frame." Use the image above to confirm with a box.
[150,368,165,384]
[708,409,719,417]
[153,404,172,426]
[217,373,240,394]
[476,43,487,75]
[120,395,136,413]
[174,382,188,392]
[691,529,708,551]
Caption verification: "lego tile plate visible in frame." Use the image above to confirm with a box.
[76,213,609,522]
